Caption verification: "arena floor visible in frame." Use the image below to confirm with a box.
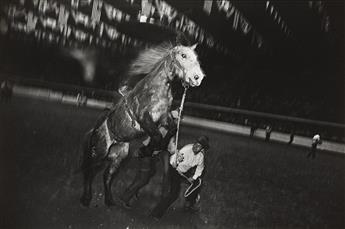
[0,97,344,229]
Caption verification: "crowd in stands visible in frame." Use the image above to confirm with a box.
[184,86,344,143]
[187,86,339,124]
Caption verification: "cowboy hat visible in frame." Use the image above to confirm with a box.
[196,135,209,150]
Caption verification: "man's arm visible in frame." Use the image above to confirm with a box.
[169,147,185,168]
[192,154,205,180]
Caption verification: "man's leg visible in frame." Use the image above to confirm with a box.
[312,148,317,159]
[250,127,254,137]
[307,145,316,158]
[265,133,270,141]
[184,181,202,211]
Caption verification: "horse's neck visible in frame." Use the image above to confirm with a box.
[126,56,174,106]
[146,56,175,88]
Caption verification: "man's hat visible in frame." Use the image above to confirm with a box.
[196,135,209,150]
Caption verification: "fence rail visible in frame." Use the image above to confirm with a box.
[2,75,344,145]
[183,102,345,129]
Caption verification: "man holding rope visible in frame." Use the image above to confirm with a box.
[150,135,209,220]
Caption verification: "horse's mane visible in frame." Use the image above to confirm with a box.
[122,42,174,87]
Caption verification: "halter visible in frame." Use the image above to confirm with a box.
[174,83,189,165]
[164,48,186,82]
[165,47,190,164]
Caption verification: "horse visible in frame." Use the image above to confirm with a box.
[80,42,205,207]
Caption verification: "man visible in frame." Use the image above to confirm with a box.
[265,125,272,142]
[0,80,12,102]
[307,134,322,159]
[150,135,209,220]
[249,121,258,137]
[288,129,294,144]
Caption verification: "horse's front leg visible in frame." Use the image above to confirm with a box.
[104,142,129,206]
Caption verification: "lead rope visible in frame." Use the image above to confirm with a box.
[174,84,189,165]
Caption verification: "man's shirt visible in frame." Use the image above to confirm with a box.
[170,144,204,180]
[312,134,322,145]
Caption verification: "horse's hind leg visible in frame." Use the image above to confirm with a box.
[80,162,104,207]
[80,131,105,207]
[104,142,129,206]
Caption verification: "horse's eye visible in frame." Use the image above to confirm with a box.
[181,53,186,58]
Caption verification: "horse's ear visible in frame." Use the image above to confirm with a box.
[190,43,198,50]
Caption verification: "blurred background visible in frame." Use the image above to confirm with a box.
[0,0,344,141]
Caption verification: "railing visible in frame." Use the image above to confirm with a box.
[0,73,119,101]
[180,102,345,143]
[183,102,345,129]
[2,75,344,143]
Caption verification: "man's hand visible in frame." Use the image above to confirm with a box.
[187,177,194,183]
[177,153,184,163]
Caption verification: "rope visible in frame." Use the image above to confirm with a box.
[174,84,188,165]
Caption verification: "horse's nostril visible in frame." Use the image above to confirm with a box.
[194,75,199,80]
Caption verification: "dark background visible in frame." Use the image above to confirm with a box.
[0,0,344,123]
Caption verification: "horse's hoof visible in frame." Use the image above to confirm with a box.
[80,197,91,207]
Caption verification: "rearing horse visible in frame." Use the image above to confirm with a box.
[80,43,205,207]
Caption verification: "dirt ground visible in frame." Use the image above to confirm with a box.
[0,97,344,229]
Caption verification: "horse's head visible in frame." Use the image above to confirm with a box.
[171,44,205,87]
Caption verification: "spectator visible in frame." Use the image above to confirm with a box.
[250,120,258,137]
[288,129,295,144]
[0,80,13,102]
[306,134,322,159]
[265,125,272,142]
